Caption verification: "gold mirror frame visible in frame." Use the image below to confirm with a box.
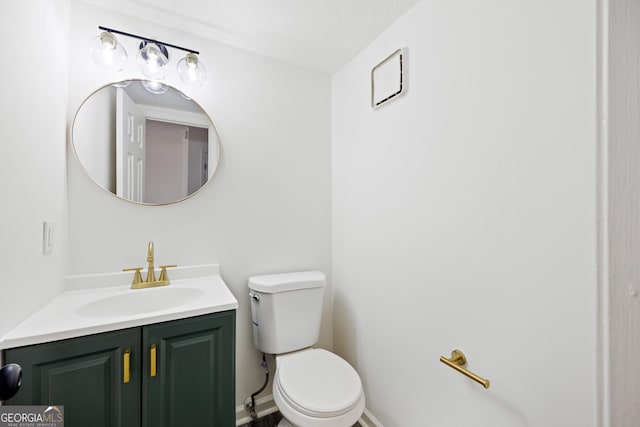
[71,79,220,205]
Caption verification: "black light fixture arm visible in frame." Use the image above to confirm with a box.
[98,26,199,55]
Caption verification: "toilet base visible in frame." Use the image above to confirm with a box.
[278,419,293,427]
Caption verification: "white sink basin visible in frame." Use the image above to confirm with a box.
[0,265,239,350]
[76,286,205,318]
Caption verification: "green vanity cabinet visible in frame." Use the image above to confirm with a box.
[4,310,236,427]
[5,328,141,427]
[142,311,236,427]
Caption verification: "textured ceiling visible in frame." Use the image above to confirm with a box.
[79,0,419,72]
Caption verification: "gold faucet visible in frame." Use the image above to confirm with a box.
[123,241,177,289]
[146,241,156,283]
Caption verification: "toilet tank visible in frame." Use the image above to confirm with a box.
[248,271,325,355]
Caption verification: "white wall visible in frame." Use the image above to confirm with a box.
[332,1,598,425]
[0,1,69,337]
[66,0,332,408]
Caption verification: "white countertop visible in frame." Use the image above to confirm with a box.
[0,264,238,350]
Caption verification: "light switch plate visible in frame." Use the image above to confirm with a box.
[43,220,55,254]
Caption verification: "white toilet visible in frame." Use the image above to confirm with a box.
[248,271,365,427]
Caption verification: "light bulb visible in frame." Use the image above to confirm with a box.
[177,53,207,87]
[88,31,127,71]
[137,42,169,80]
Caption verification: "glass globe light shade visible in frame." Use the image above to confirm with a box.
[88,32,127,71]
[137,43,169,80]
[177,53,207,87]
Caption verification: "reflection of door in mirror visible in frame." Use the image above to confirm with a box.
[144,121,209,204]
[116,88,145,202]
[114,88,210,205]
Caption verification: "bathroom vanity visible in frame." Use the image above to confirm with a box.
[0,265,237,427]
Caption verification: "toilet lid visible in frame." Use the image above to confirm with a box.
[276,349,362,418]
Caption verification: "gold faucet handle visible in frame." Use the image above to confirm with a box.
[123,267,144,285]
[158,265,178,282]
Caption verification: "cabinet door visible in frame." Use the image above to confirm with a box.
[142,311,235,427]
[5,328,141,427]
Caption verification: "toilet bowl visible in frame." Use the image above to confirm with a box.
[248,271,365,427]
[273,349,365,427]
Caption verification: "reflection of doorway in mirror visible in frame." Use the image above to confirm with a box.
[187,126,208,196]
[144,120,209,204]
[116,88,145,203]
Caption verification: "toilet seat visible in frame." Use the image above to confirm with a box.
[275,348,363,418]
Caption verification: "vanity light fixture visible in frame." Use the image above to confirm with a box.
[89,26,207,86]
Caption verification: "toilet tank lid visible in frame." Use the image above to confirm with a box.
[248,271,326,293]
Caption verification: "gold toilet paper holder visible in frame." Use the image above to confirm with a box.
[440,349,490,389]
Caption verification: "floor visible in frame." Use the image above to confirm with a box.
[238,411,282,427]
[238,411,362,427]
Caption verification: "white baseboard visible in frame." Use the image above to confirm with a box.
[235,395,383,427]
[358,408,384,427]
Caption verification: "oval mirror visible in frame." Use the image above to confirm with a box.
[72,79,219,205]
